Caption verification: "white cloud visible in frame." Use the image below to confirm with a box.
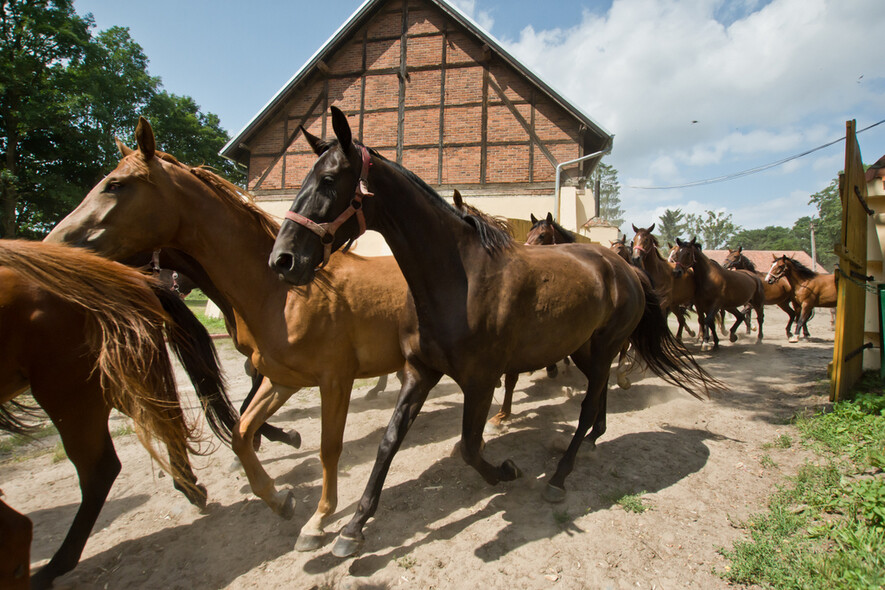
[448,0,495,31]
[497,0,885,206]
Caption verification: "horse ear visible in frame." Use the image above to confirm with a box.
[135,117,155,161]
[330,106,353,155]
[530,213,538,224]
[115,137,134,157]
[632,223,639,233]
[452,189,463,209]
[301,126,325,156]
[676,237,684,247]
[546,212,554,224]
[737,245,742,253]
[647,223,655,233]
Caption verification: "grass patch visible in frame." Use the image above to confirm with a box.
[0,423,58,456]
[51,441,67,463]
[606,490,650,513]
[719,372,885,589]
[184,291,228,335]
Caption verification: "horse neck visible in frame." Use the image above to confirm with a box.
[641,247,669,280]
[369,160,478,318]
[164,170,289,323]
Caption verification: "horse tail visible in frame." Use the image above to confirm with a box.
[153,286,238,445]
[0,400,42,437]
[629,272,724,399]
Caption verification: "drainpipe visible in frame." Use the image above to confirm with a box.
[554,147,611,224]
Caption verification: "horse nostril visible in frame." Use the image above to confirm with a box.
[274,252,295,272]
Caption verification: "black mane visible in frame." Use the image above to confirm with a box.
[786,256,819,279]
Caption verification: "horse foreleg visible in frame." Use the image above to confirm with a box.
[779,301,797,338]
[231,380,299,518]
[742,304,753,334]
[701,308,720,351]
[615,343,633,389]
[791,304,813,343]
[545,344,613,503]
[726,306,746,343]
[488,372,519,427]
[297,377,354,552]
[29,383,119,590]
[332,360,442,558]
[239,373,301,450]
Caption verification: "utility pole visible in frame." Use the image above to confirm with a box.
[810,219,817,271]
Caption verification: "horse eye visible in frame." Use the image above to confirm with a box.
[105,181,123,193]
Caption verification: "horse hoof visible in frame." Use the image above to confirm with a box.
[501,459,522,480]
[275,489,296,520]
[729,333,738,343]
[295,531,324,552]
[701,342,711,352]
[365,390,379,401]
[789,335,799,343]
[192,484,208,510]
[546,365,559,379]
[332,534,363,558]
[617,377,631,390]
[543,483,566,503]
[286,430,302,449]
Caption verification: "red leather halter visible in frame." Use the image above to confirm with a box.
[284,144,373,267]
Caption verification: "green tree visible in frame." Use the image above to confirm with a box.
[1,4,240,238]
[657,208,687,246]
[806,178,841,269]
[590,162,624,227]
[0,0,91,237]
[729,225,803,251]
[682,210,740,249]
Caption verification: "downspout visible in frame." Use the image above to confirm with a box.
[553,147,612,224]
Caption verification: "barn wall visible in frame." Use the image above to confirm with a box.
[245,0,589,205]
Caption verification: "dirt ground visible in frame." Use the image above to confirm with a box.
[2,310,838,589]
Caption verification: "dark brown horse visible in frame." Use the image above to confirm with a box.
[671,237,765,350]
[47,117,409,551]
[723,247,806,339]
[0,240,234,589]
[609,234,632,262]
[764,255,836,342]
[269,107,718,557]
[630,224,698,341]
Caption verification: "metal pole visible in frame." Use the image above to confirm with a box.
[554,148,609,224]
[810,220,817,271]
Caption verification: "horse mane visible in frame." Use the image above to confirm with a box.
[785,256,818,279]
[0,240,199,470]
[134,150,280,241]
[549,219,576,243]
[365,144,514,254]
[738,254,757,272]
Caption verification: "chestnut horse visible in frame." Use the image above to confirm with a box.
[0,240,234,589]
[671,237,765,350]
[723,247,806,339]
[269,107,718,557]
[525,212,575,245]
[764,255,836,342]
[46,117,409,551]
[630,224,698,341]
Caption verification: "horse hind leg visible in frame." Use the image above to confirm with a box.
[545,341,615,503]
[488,372,519,427]
[29,383,120,590]
[167,435,207,509]
[615,343,633,390]
[0,498,31,589]
[726,307,746,343]
[239,372,301,451]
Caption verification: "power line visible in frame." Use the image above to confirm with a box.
[627,118,885,190]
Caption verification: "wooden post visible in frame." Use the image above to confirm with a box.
[831,119,870,401]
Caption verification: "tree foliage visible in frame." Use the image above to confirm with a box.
[0,1,241,238]
[657,208,687,247]
[590,162,625,227]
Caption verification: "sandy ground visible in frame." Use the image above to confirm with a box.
[1,310,837,589]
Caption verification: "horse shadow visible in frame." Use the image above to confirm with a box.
[300,408,713,577]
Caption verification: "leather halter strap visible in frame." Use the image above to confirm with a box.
[284,144,373,267]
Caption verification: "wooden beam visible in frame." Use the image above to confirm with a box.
[396,0,408,165]
[437,25,447,185]
[252,91,325,190]
[487,75,560,171]
[481,66,489,184]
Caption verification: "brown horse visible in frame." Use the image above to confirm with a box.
[46,117,409,551]
[525,212,575,245]
[609,234,632,262]
[269,107,718,557]
[671,237,765,350]
[723,247,806,339]
[764,255,836,342]
[630,224,698,341]
[0,240,234,589]
[0,496,31,589]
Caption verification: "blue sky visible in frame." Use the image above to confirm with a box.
[72,0,885,235]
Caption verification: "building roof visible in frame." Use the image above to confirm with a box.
[865,153,885,183]
[705,249,830,274]
[221,0,613,164]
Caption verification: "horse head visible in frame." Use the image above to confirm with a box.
[525,212,557,245]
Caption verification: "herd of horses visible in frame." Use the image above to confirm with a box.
[0,111,838,586]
